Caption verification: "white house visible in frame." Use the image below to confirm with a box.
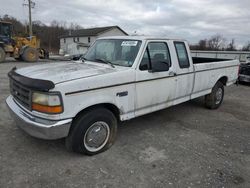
[59,26,128,55]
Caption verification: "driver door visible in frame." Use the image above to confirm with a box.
[135,41,177,117]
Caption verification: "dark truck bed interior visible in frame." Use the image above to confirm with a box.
[192,57,230,64]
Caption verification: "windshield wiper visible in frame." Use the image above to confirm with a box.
[81,57,87,62]
[94,58,115,68]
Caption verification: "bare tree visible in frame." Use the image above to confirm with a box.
[190,35,239,51]
[198,39,208,50]
[226,39,236,51]
[207,34,226,50]
[69,22,82,30]
[189,39,208,50]
[242,41,250,51]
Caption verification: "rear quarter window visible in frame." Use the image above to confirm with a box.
[174,42,190,68]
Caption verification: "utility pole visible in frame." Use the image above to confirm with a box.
[23,0,35,38]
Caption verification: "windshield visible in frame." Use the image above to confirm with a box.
[0,23,11,38]
[84,39,142,67]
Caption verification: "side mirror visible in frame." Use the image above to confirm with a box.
[149,61,170,73]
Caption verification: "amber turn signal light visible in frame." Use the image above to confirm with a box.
[32,103,63,114]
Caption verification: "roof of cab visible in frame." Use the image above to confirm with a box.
[98,35,186,42]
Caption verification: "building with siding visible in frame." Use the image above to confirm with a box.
[59,26,128,55]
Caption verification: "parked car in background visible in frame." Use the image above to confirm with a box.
[238,57,250,83]
[6,36,239,155]
[247,56,250,64]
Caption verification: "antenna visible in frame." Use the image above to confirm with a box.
[23,0,35,38]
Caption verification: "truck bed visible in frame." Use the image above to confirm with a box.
[191,58,239,99]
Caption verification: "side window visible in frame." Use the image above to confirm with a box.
[139,42,171,71]
[174,42,190,68]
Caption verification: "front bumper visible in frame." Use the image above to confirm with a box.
[6,96,72,140]
[239,74,250,83]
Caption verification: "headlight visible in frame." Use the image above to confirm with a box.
[32,92,63,114]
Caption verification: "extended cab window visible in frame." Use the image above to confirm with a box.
[139,42,171,71]
[174,42,190,68]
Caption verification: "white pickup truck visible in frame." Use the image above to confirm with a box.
[6,36,239,155]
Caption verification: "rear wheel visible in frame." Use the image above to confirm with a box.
[205,81,224,109]
[65,108,117,155]
[22,47,38,62]
[0,47,6,63]
[38,48,49,59]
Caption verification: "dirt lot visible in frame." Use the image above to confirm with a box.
[0,60,250,188]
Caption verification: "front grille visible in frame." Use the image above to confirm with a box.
[240,68,250,75]
[239,64,250,76]
[10,78,31,109]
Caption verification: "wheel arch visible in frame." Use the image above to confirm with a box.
[73,103,121,123]
[218,76,228,85]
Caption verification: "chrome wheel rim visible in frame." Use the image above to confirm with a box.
[215,88,223,104]
[84,121,110,152]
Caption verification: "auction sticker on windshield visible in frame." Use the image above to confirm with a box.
[121,41,138,46]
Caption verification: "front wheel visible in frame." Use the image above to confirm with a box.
[22,47,38,62]
[65,108,117,155]
[205,81,224,109]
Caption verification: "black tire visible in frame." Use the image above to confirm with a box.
[45,52,49,59]
[0,47,6,63]
[22,47,38,62]
[15,56,23,61]
[38,48,49,59]
[65,108,117,155]
[205,81,224,109]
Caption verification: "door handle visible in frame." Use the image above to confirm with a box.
[169,71,177,76]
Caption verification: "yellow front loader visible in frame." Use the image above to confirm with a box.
[0,21,48,63]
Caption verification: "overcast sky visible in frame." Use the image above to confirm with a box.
[1,0,249,46]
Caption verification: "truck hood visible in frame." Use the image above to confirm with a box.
[15,61,119,84]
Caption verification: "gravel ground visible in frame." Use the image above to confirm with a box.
[0,60,249,188]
